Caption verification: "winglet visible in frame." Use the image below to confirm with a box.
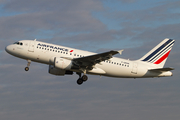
[118,50,124,55]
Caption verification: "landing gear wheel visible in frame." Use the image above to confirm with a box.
[76,72,88,85]
[82,75,88,82]
[25,67,29,71]
[77,78,83,85]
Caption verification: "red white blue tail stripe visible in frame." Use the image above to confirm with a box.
[141,39,175,64]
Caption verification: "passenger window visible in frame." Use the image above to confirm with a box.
[20,43,23,45]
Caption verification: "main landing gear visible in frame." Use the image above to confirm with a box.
[25,60,31,71]
[76,72,88,85]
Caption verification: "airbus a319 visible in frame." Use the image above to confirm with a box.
[5,38,175,85]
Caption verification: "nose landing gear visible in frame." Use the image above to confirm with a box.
[25,60,31,71]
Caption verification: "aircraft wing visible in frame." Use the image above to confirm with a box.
[73,50,123,69]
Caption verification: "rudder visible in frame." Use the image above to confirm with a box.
[139,38,175,68]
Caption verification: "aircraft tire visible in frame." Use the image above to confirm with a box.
[25,67,29,71]
[82,75,88,82]
[77,78,83,85]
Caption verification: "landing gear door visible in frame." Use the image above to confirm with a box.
[131,63,138,74]
[28,41,35,52]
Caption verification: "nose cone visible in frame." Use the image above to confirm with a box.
[5,45,13,54]
[5,45,10,53]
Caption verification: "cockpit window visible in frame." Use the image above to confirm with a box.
[13,42,19,44]
[13,42,23,46]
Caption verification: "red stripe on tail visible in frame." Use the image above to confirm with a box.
[154,50,171,64]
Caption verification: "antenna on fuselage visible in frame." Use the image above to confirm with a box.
[34,39,37,41]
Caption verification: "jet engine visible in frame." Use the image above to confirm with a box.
[48,65,73,76]
[54,57,73,70]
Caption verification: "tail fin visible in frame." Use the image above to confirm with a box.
[139,38,175,68]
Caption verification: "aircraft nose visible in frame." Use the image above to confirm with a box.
[5,45,12,54]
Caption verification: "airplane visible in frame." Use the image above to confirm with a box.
[5,38,175,85]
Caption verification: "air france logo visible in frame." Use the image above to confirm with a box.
[37,43,74,52]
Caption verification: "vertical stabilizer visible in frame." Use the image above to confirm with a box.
[139,38,175,68]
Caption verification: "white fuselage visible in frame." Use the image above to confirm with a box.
[5,40,172,78]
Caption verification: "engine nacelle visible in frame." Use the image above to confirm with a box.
[54,58,72,70]
[48,65,73,76]
[49,65,66,76]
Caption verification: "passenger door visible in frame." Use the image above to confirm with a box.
[28,41,35,52]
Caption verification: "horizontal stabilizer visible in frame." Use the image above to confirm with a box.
[149,67,174,72]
